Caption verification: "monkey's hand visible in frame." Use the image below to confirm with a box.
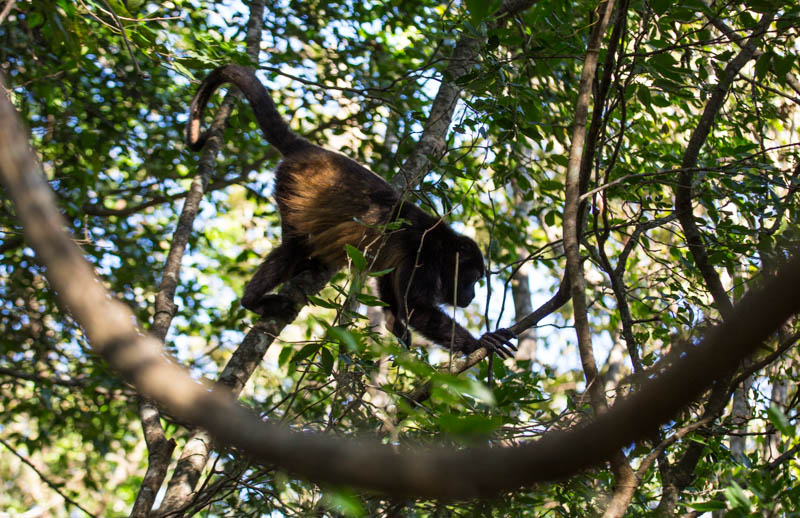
[476,329,517,359]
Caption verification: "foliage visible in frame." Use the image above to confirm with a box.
[1,0,799,516]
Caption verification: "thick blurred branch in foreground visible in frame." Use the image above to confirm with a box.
[3,80,800,499]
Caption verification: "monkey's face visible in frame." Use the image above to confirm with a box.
[454,271,480,307]
[447,237,485,308]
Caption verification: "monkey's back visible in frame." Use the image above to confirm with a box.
[275,147,403,269]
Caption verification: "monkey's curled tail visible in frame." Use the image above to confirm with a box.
[186,64,309,155]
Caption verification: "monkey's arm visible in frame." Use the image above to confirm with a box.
[406,304,516,359]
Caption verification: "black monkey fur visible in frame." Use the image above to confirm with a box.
[187,65,516,358]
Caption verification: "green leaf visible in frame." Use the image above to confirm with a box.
[492,355,506,380]
[355,293,389,307]
[747,0,782,13]
[637,84,652,107]
[650,94,671,108]
[725,482,751,509]
[438,414,503,438]
[292,343,322,363]
[345,244,367,271]
[767,405,794,436]
[755,53,772,80]
[173,60,193,79]
[278,345,293,367]
[539,179,562,191]
[432,375,496,406]
[774,53,795,77]
[520,124,542,140]
[292,343,321,363]
[464,378,496,405]
[323,489,364,517]
[308,295,340,309]
[367,268,394,277]
[651,0,671,15]
[687,501,726,511]
[320,347,334,375]
[326,325,363,353]
[28,11,45,28]
[466,0,500,24]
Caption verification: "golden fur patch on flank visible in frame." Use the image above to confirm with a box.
[277,152,394,267]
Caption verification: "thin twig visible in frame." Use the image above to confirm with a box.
[98,0,145,77]
[0,0,15,25]
[0,436,99,518]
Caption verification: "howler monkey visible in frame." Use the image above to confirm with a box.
[187,65,516,359]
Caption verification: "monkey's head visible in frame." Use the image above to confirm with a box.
[444,236,485,308]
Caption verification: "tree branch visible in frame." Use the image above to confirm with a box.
[391,0,539,190]
[560,1,638,516]
[673,13,775,318]
[150,3,267,515]
[3,86,800,498]
[655,14,776,514]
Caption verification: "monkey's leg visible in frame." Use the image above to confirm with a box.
[242,239,305,315]
[242,238,326,319]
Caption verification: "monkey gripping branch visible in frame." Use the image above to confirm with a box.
[2,85,800,499]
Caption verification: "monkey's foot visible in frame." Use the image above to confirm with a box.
[243,294,297,320]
